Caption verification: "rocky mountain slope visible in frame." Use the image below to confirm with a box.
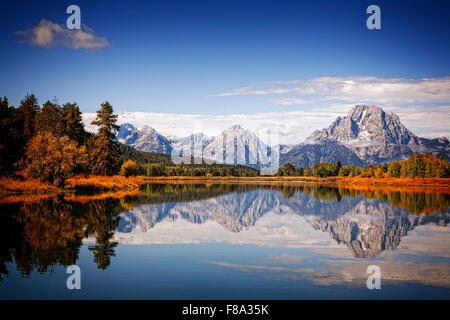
[117,123,173,154]
[117,123,271,168]
[279,105,450,167]
[116,105,450,167]
[202,125,270,167]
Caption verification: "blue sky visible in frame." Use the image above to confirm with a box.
[1,0,449,142]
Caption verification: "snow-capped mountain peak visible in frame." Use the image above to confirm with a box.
[284,105,449,166]
[116,105,449,167]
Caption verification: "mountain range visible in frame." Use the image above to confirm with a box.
[116,105,450,168]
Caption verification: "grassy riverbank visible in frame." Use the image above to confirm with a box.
[143,175,450,187]
[0,175,144,195]
[1,175,449,196]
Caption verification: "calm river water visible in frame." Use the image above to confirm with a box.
[1,183,449,299]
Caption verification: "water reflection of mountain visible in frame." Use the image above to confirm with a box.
[118,185,450,258]
[1,183,449,280]
[308,200,449,258]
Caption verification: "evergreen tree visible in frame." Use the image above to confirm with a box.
[0,97,25,175]
[90,102,120,175]
[35,99,64,137]
[85,200,121,270]
[336,161,342,172]
[18,94,39,143]
[62,102,86,145]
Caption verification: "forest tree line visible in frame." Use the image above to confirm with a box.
[276,154,450,178]
[0,94,258,185]
[0,94,124,185]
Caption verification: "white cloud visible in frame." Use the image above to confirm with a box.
[343,139,382,148]
[271,97,309,106]
[16,19,109,50]
[213,76,450,105]
[206,77,450,142]
[384,105,450,138]
[213,86,291,97]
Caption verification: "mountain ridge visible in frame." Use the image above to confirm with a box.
[116,105,450,168]
[300,104,449,166]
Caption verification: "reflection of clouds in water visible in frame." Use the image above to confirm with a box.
[382,224,450,258]
[109,191,450,288]
[113,188,450,260]
[342,212,383,224]
[205,223,450,288]
[113,212,340,250]
[107,185,450,289]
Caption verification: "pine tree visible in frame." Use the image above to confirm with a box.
[35,99,64,137]
[336,161,342,172]
[85,200,121,270]
[18,94,39,143]
[90,101,120,175]
[62,102,86,145]
[0,97,25,175]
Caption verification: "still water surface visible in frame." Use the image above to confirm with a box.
[1,183,449,299]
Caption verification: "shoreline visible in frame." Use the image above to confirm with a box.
[1,175,450,196]
[142,175,450,187]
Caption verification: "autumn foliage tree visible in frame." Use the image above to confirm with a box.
[22,132,89,186]
[338,165,362,177]
[277,163,297,176]
[312,162,340,177]
[0,94,128,181]
[119,159,143,177]
[397,154,449,178]
[387,161,402,177]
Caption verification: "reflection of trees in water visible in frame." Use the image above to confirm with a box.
[0,183,448,280]
[336,186,450,214]
[84,199,122,270]
[12,197,84,276]
[120,183,450,258]
[133,183,260,206]
[128,183,450,215]
[0,197,122,281]
[0,202,23,281]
